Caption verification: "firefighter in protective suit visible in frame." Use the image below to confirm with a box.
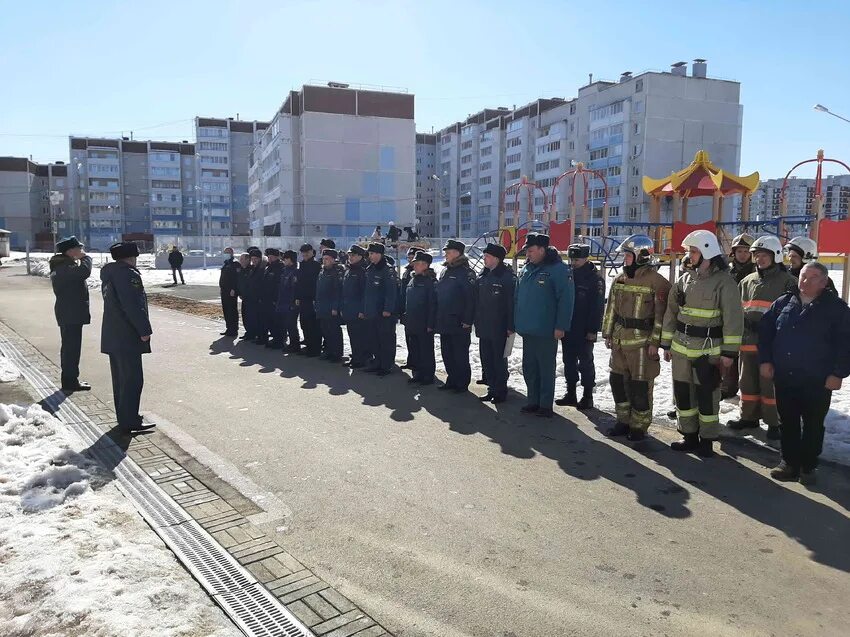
[727,235,797,439]
[661,230,744,457]
[721,233,755,398]
[785,236,818,278]
[602,235,671,442]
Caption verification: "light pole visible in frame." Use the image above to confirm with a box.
[814,104,850,124]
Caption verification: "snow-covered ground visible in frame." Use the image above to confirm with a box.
[0,398,240,637]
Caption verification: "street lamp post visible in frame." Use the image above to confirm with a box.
[814,104,850,124]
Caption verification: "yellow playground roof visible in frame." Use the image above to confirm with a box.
[642,150,759,198]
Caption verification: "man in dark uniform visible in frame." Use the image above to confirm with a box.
[315,249,345,361]
[294,243,321,356]
[474,243,515,403]
[239,247,264,340]
[362,242,398,376]
[257,248,284,347]
[342,245,369,368]
[219,247,240,337]
[556,243,604,409]
[399,245,419,371]
[168,245,185,285]
[320,238,336,256]
[435,239,476,393]
[276,250,300,352]
[49,236,93,393]
[100,242,154,434]
[403,251,438,385]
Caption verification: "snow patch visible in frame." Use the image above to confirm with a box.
[0,355,20,382]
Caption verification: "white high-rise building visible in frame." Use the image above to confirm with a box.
[415,133,437,237]
[249,83,416,243]
[751,175,850,221]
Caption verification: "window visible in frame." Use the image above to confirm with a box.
[199,141,228,151]
[151,206,181,216]
[633,122,641,135]
[151,179,180,189]
[480,130,493,142]
[634,101,644,114]
[479,176,491,186]
[480,161,492,171]
[461,154,472,164]
[478,205,492,215]
[201,155,228,165]
[507,137,522,148]
[609,123,623,136]
[151,166,180,177]
[460,182,471,192]
[506,152,521,164]
[460,168,472,178]
[632,144,643,157]
[198,127,227,138]
[507,119,524,132]
[629,206,639,220]
[631,186,639,197]
[592,188,606,198]
[479,190,491,200]
[609,205,620,217]
[591,128,607,142]
[570,104,576,115]
[608,166,621,177]
[441,148,451,158]
[506,169,521,180]
[635,79,643,92]
[537,177,555,188]
[202,169,228,178]
[441,134,451,144]
[569,141,575,150]
[461,140,473,150]
[589,148,608,161]
[481,146,492,157]
[631,165,640,176]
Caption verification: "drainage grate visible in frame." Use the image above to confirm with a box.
[0,332,314,637]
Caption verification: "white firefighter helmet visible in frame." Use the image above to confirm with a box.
[681,229,722,260]
[616,234,655,265]
[749,235,783,261]
[785,236,818,262]
[729,233,754,254]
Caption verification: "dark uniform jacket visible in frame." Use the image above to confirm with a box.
[399,265,414,318]
[295,258,320,303]
[342,262,367,322]
[474,263,515,339]
[275,265,298,313]
[435,255,476,335]
[315,264,345,319]
[219,257,240,293]
[363,257,398,319]
[759,289,850,387]
[729,260,756,285]
[260,260,284,305]
[564,261,604,343]
[49,254,92,326]
[100,261,152,354]
[168,250,184,268]
[240,262,264,301]
[403,269,437,333]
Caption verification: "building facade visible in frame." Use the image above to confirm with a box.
[249,84,416,243]
[433,59,744,238]
[750,175,850,221]
[415,133,437,237]
[0,157,71,249]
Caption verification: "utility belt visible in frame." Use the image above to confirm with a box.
[615,315,655,330]
[676,321,723,338]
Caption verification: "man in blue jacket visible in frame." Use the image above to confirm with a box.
[556,243,604,409]
[100,241,154,434]
[474,243,516,403]
[315,249,345,362]
[240,247,264,340]
[436,240,477,393]
[403,251,438,385]
[294,244,322,356]
[399,245,419,372]
[258,248,284,347]
[759,262,850,484]
[362,243,398,376]
[276,250,300,352]
[342,245,368,367]
[514,233,574,417]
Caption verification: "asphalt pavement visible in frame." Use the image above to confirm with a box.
[2,266,849,637]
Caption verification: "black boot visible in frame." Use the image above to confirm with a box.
[577,389,593,410]
[627,429,646,443]
[766,426,781,441]
[770,461,800,482]
[555,386,578,407]
[696,437,716,458]
[727,419,758,431]
[606,421,630,437]
[671,433,699,452]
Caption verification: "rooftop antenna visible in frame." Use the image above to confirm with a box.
[588,73,593,84]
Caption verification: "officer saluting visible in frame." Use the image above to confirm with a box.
[474,243,515,403]
[49,236,93,393]
[100,242,154,434]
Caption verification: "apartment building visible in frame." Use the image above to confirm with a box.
[249,83,416,242]
[750,175,850,220]
[0,157,71,249]
[415,133,437,237]
[434,59,744,237]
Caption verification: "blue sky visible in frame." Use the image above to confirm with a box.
[1,0,848,178]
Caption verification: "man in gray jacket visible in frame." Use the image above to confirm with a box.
[101,241,154,434]
[49,236,93,393]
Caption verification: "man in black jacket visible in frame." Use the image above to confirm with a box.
[435,239,476,393]
[362,242,398,375]
[759,262,850,484]
[294,243,321,356]
[101,241,154,434]
[239,247,264,340]
[168,245,185,285]
[219,247,240,337]
[342,245,368,367]
[315,249,345,361]
[474,243,515,403]
[556,244,604,409]
[403,251,438,384]
[49,236,93,393]
[258,248,285,347]
[399,246,419,371]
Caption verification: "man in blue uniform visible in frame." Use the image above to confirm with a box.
[402,251,438,385]
[342,245,369,368]
[294,244,321,356]
[239,247,264,340]
[555,243,604,409]
[219,247,241,337]
[474,243,515,403]
[258,248,284,347]
[399,246,419,372]
[276,250,300,352]
[514,233,574,417]
[100,241,154,434]
[435,240,476,393]
[315,249,345,362]
[362,243,398,376]
[49,236,93,393]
